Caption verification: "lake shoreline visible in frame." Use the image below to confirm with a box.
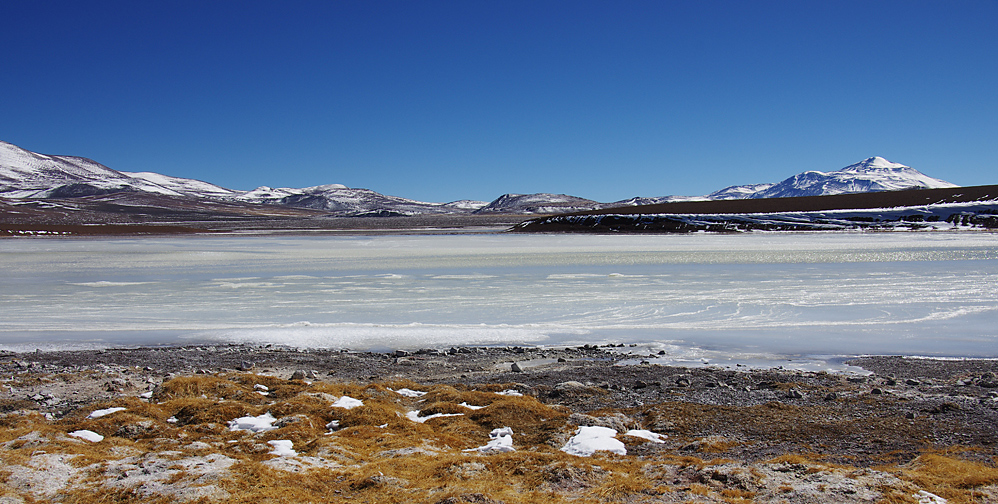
[3,345,997,502]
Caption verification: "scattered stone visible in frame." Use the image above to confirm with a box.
[906,378,921,386]
[289,370,307,380]
[927,402,961,415]
[675,377,691,388]
[979,372,998,388]
[510,363,523,373]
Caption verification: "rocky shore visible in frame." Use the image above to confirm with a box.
[2,345,997,503]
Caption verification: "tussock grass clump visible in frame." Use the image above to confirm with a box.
[335,399,407,429]
[230,373,307,399]
[899,453,998,502]
[419,401,472,416]
[467,395,568,446]
[423,384,503,407]
[307,381,373,400]
[267,393,336,419]
[153,375,250,401]
[169,398,259,426]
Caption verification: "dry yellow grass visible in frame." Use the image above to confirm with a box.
[897,453,998,503]
[3,373,997,504]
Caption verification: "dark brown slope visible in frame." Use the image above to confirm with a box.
[0,192,529,236]
[577,184,998,217]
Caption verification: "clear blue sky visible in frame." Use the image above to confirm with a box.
[2,1,995,203]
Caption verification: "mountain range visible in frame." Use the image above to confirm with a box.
[0,140,960,216]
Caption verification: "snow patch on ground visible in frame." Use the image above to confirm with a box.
[267,440,297,457]
[463,427,515,453]
[87,407,126,419]
[405,410,464,423]
[560,426,626,456]
[228,412,277,432]
[393,388,427,398]
[68,430,104,442]
[624,429,667,443]
[331,396,364,409]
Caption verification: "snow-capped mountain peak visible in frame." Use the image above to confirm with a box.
[0,140,968,217]
[748,156,957,199]
[1,140,239,199]
[842,156,909,172]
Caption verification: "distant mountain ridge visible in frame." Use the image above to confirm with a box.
[0,140,963,216]
[706,156,957,200]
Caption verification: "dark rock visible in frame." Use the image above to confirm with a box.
[871,388,883,395]
[675,377,691,388]
[979,372,998,388]
[290,370,307,380]
[824,392,838,401]
[905,379,921,386]
[928,402,961,415]
[510,362,523,373]
[787,388,804,399]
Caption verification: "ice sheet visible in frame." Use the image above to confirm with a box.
[1,233,996,368]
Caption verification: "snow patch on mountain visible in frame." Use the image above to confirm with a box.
[1,140,966,216]
[749,157,957,199]
[708,183,776,200]
[236,184,480,215]
[1,140,237,199]
[122,172,239,199]
[474,193,601,214]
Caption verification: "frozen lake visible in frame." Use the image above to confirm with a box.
[2,232,996,370]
